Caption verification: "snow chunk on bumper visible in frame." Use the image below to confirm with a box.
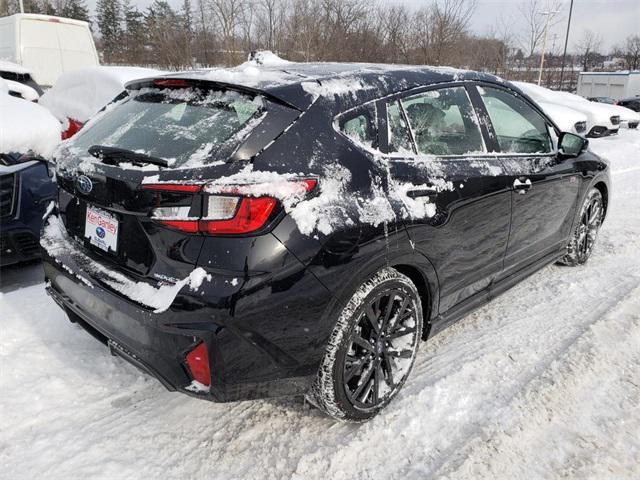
[41,215,211,313]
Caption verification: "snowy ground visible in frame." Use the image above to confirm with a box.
[1,129,639,479]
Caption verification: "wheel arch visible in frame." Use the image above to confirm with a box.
[392,263,434,340]
[593,181,608,219]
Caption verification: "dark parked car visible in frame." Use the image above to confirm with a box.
[41,63,610,421]
[617,96,640,112]
[1,155,56,266]
[587,96,617,105]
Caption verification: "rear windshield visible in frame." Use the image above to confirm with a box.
[69,87,266,168]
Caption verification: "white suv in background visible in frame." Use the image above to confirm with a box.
[514,81,621,138]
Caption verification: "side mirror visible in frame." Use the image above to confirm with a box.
[558,132,588,158]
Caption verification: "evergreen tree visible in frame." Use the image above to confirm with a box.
[122,0,145,64]
[60,0,90,22]
[96,0,122,62]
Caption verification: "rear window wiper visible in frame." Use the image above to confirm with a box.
[88,145,169,168]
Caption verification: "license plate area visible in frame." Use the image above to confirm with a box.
[84,205,119,253]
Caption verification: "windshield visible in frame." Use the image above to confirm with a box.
[68,87,266,168]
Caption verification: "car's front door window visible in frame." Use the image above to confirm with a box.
[478,86,553,154]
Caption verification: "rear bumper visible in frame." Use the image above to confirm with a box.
[41,213,331,402]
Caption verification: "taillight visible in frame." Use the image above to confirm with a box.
[201,197,277,234]
[61,118,84,140]
[142,178,316,235]
[185,342,210,387]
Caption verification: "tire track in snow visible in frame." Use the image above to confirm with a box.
[428,287,640,480]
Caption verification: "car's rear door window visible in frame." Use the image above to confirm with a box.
[70,87,267,167]
[478,86,553,154]
[400,87,485,156]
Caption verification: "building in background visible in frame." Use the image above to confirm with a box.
[577,71,640,100]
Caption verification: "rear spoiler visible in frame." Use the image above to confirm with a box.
[124,76,305,112]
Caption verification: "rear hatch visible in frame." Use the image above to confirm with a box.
[54,79,301,290]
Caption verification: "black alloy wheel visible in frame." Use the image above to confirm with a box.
[309,268,423,421]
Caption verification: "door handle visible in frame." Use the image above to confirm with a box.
[513,177,532,194]
[407,187,438,198]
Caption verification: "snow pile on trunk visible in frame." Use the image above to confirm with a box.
[39,66,161,125]
[40,214,211,313]
[0,93,61,157]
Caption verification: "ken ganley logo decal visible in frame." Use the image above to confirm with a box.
[76,175,93,194]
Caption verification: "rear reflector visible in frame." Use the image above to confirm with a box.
[185,342,210,386]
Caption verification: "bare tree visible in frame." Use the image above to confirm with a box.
[411,7,433,64]
[255,0,286,52]
[575,29,602,71]
[211,0,246,65]
[518,0,562,57]
[430,0,476,65]
[379,4,412,63]
[615,34,640,70]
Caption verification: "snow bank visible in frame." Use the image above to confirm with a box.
[0,93,61,156]
[40,215,211,313]
[39,66,161,124]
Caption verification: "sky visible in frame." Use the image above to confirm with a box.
[85,0,639,53]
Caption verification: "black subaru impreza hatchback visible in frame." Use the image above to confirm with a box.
[42,60,610,421]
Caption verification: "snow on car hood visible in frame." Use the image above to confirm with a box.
[513,81,619,126]
[609,104,640,122]
[39,66,162,125]
[0,60,31,75]
[0,92,61,157]
[537,101,588,133]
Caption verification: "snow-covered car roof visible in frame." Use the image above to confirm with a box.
[0,91,61,157]
[133,56,504,111]
[38,66,162,124]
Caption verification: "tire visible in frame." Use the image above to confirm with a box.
[307,267,423,422]
[558,187,604,266]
